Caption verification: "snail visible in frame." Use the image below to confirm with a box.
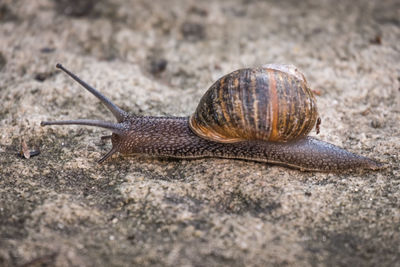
[41,63,382,172]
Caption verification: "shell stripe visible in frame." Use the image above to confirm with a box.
[243,69,255,138]
[256,69,269,140]
[218,76,232,131]
[287,74,301,140]
[296,82,308,138]
[305,86,317,134]
[239,70,249,138]
[283,73,293,139]
[211,80,225,130]
[291,75,300,139]
[232,75,245,135]
[268,69,279,141]
[251,70,259,137]
[276,71,287,140]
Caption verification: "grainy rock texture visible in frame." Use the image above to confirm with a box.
[0,0,399,266]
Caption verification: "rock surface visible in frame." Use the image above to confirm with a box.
[0,0,399,266]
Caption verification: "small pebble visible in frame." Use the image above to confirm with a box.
[371,119,383,129]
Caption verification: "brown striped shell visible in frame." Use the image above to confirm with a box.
[189,64,319,143]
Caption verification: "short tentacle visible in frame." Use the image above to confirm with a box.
[97,146,119,164]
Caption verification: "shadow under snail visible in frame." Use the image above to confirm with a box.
[41,63,382,172]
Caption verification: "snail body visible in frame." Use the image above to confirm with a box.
[41,64,382,172]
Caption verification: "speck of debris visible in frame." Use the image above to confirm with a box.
[149,58,168,75]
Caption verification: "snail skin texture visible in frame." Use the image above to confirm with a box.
[41,63,382,172]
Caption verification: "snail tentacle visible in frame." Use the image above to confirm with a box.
[56,63,128,122]
[41,119,126,135]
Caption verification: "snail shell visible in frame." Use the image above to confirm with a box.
[189,64,319,143]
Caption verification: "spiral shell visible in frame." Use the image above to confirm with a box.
[189,64,319,143]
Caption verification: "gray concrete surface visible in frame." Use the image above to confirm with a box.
[0,0,399,266]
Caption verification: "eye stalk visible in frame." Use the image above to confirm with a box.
[41,64,130,162]
[41,63,129,134]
